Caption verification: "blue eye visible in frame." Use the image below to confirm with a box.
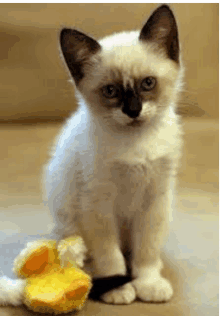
[141,77,156,91]
[102,85,118,98]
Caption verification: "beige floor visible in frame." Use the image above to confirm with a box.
[0,118,218,316]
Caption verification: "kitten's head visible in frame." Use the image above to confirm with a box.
[60,5,182,127]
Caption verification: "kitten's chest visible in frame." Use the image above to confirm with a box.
[108,147,152,191]
[112,139,155,175]
[93,119,181,185]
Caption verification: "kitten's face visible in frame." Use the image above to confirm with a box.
[60,5,181,127]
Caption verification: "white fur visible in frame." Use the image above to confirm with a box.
[58,236,87,268]
[99,31,179,82]
[0,276,25,306]
[101,283,136,304]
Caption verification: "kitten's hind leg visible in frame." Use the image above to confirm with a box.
[58,236,88,268]
[79,184,136,304]
[79,191,126,277]
[49,207,88,268]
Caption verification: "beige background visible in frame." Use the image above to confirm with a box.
[0,3,218,121]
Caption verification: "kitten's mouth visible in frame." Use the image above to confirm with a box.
[127,118,143,127]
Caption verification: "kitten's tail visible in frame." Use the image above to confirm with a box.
[0,276,25,306]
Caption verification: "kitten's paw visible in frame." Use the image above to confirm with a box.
[132,277,173,302]
[101,283,136,305]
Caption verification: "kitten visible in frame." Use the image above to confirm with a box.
[0,4,183,306]
[45,4,183,304]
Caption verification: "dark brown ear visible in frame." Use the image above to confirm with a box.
[139,5,179,63]
[60,29,101,84]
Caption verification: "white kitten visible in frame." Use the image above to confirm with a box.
[45,4,183,304]
[0,5,183,306]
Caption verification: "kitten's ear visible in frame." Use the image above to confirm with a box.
[139,5,179,63]
[60,29,101,84]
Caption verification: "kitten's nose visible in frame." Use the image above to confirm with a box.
[123,108,140,118]
[122,99,142,118]
[122,87,142,119]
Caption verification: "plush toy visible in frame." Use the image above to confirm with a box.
[13,236,92,314]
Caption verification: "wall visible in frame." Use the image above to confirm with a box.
[0,3,218,121]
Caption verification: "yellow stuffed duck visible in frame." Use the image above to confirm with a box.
[13,236,92,314]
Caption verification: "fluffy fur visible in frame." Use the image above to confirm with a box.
[0,276,25,306]
[0,5,184,306]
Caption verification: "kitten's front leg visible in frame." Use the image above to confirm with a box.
[131,182,174,302]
